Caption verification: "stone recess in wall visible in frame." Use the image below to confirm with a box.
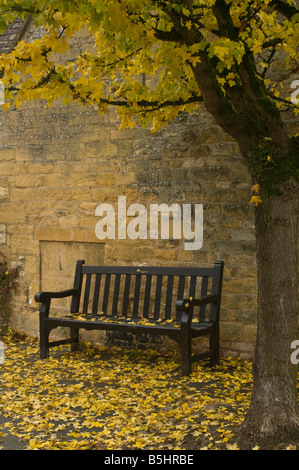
[40,241,104,311]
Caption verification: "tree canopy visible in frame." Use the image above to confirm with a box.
[1,0,298,197]
[0,0,298,134]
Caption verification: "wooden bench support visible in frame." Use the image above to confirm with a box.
[35,260,224,375]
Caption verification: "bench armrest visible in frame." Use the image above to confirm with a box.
[176,294,219,311]
[35,288,79,304]
[189,294,219,306]
[175,294,220,326]
[175,299,190,311]
[175,299,193,326]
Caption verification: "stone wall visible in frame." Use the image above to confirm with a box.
[0,24,297,360]
[0,93,259,358]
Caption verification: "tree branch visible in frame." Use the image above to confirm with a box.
[84,92,203,110]
[153,27,183,42]
[212,0,239,40]
[269,0,299,19]
[10,64,203,110]
[267,91,297,109]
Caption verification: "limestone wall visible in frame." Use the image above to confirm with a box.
[0,24,297,359]
[0,95,259,358]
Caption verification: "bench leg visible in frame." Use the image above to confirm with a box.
[70,327,80,352]
[40,337,49,359]
[40,322,50,359]
[179,331,192,376]
[210,327,220,366]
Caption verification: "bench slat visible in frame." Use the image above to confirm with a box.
[83,273,91,314]
[154,275,163,320]
[102,274,111,314]
[81,265,215,277]
[199,276,208,321]
[177,275,185,300]
[189,276,196,300]
[165,275,174,320]
[122,274,131,317]
[112,274,121,316]
[92,273,101,315]
[133,274,141,318]
[143,274,152,318]
[176,275,185,320]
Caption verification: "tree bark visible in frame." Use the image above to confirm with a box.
[241,180,299,443]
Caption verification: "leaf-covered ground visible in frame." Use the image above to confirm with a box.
[0,331,298,451]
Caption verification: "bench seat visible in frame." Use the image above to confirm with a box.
[47,314,215,335]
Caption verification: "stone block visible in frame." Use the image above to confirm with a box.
[26,163,54,174]
[95,173,116,186]
[0,162,22,175]
[66,173,96,187]
[114,172,136,185]
[0,203,26,223]
[0,186,9,200]
[220,322,244,342]
[34,227,72,242]
[0,224,6,245]
[10,232,39,256]
[154,249,177,261]
[71,229,87,242]
[91,187,120,202]
[0,147,16,161]
[39,173,65,187]
[15,175,35,188]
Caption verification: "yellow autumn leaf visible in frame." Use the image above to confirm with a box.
[226,442,240,450]
[0,329,288,451]
[251,184,261,194]
[250,195,263,207]
[1,102,11,111]
[29,439,38,449]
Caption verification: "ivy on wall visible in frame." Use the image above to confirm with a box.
[0,251,19,327]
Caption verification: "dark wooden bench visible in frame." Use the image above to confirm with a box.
[35,260,224,375]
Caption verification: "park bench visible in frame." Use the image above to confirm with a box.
[35,260,224,375]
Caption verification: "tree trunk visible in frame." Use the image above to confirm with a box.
[241,180,299,443]
[187,21,299,441]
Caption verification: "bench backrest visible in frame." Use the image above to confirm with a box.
[70,260,224,323]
